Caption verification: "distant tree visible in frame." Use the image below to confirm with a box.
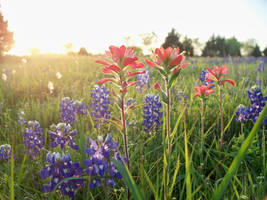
[225,37,241,56]
[182,36,194,56]
[0,12,14,57]
[162,28,182,49]
[132,46,144,57]
[263,47,267,57]
[251,45,261,57]
[202,35,227,57]
[141,32,157,47]
[241,39,257,56]
[78,47,88,56]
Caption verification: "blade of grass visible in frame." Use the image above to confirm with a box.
[112,159,144,200]
[144,170,158,199]
[168,154,180,198]
[213,105,267,199]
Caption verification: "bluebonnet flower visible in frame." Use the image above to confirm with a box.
[74,100,88,116]
[143,94,163,132]
[23,121,44,158]
[40,152,83,198]
[59,97,87,125]
[258,60,264,72]
[246,86,267,125]
[136,69,151,92]
[49,123,79,150]
[199,70,214,87]
[0,144,11,161]
[126,98,137,107]
[90,85,111,128]
[84,134,123,189]
[235,104,248,123]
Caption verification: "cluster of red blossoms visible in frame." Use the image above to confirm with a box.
[95,45,145,93]
[194,65,235,98]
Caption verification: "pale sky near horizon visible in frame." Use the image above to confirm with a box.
[1,0,267,55]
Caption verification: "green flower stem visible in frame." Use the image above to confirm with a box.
[219,85,224,151]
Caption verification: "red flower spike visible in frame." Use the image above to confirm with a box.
[130,62,144,69]
[146,59,158,68]
[194,84,215,97]
[219,65,229,75]
[97,78,115,84]
[172,67,180,74]
[155,48,165,61]
[170,55,184,67]
[180,63,187,69]
[95,60,110,67]
[109,45,126,62]
[220,79,236,87]
[206,65,235,87]
[107,65,121,72]
[102,68,112,74]
[123,57,138,66]
[127,70,145,78]
[127,81,137,87]
[154,83,160,90]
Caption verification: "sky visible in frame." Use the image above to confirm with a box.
[0,0,267,55]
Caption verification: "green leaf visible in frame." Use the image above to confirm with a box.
[144,170,158,199]
[159,89,168,104]
[168,69,181,89]
[212,105,267,200]
[112,159,144,200]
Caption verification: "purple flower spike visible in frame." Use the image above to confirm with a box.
[0,144,11,161]
[40,152,83,199]
[49,123,79,150]
[23,120,44,158]
[143,94,163,132]
[90,85,111,128]
[84,134,123,189]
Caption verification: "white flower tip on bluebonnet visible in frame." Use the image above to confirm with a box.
[97,135,103,142]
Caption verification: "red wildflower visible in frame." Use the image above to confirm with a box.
[194,84,215,97]
[127,70,146,78]
[146,46,186,69]
[206,65,235,87]
[97,78,115,84]
[154,83,160,90]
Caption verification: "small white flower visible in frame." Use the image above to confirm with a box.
[2,73,7,81]
[48,81,54,93]
[56,72,62,79]
[22,58,27,64]
[12,70,16,74]
[240,195,248,199]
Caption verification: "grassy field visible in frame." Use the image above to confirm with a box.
[0,53,266,200]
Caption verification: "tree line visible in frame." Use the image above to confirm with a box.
[162,28,266,57]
